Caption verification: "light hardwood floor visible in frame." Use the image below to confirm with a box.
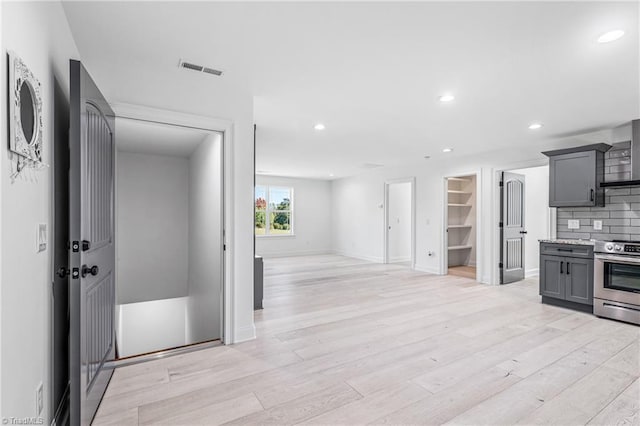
[94,255,640,425]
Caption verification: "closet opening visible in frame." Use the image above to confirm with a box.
[446,175,477,279]
[114,117,224,359]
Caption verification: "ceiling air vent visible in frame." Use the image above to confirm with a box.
[179,59,223,77]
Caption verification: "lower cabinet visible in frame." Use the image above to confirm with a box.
[540,254,593,306]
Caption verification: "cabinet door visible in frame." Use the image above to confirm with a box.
[564,258,594,305]
[540,255,565,299]
[549,151,596,207]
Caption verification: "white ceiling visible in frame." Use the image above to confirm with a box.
[63,1,639,179]
[116,117,210,157]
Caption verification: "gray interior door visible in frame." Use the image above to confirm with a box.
[501,171,526,284]
[69,60,116,425]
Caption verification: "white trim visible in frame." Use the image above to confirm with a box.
[383,177,416,269]
[333,250,384,264]
[525,268,540,278]
[258,249,333,258]
[234,324,257,344]
[413,264,441,275]
[441,170,482,283]
[109,103,238,344]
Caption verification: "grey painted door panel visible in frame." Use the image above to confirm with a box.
[564,258,594,305]
[501,172,526,284]
[549,151,597,207]
[540,255,564,298]
[69,60,116,426]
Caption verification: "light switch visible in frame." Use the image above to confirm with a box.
[593,220,603,231]
[567,220,580,230]
[37,223,47,252]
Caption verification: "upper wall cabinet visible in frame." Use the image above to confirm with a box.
[542,143,611,207]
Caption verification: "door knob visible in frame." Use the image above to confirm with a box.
[56,267,70,278]
[81,264,99,278]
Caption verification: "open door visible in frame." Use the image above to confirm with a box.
[69,60,116,425]
[500,171,526,284]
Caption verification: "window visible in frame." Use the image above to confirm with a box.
[255,185,294,236]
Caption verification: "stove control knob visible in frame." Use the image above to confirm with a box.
[615,245,623,251]
[606,243,614,251]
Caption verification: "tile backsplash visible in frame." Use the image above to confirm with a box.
[557,189,640,241]
[557,141,640,241]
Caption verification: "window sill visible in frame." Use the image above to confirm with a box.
[256,234,296,239]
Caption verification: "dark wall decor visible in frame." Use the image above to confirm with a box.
[8,51,44,181]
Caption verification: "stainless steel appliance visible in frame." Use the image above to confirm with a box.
[594,240,640,325]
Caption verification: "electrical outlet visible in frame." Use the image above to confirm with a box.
[567,220,580,230]
[593,220,603,231]
[36,382,43,415]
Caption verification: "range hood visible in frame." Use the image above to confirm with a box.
[600,119,640,187]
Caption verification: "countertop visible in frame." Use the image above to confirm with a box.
[539,239,596,246]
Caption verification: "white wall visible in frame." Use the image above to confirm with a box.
[0,1,80,420]
[387,182,412,262]
[255,175,332,258]
[187,134,223,343]
[509,166,550,278]
[331,140,581,284]
[116,297,188,358]
[116,151,189,304]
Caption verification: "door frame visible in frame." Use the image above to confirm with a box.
[109,103,234,344]
[491,159,556,285]
[441,170,482,281]
[383,177,416,268]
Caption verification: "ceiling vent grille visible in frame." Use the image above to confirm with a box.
[179,59,223,77]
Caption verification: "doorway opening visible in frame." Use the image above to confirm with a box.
[497,165,554,284]
[114,117,224,358]
[446,175,477,279]
[384,178,415,267]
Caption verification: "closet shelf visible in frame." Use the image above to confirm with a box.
[448,203,472,207]
[448,225,472,229]
[448,245,473,251]
[447,190,471,194]
[448,177,472,182]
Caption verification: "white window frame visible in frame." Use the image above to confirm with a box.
[255,185,295,237]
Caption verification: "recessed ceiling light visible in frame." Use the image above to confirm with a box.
[597,30,625,43]
[329,173,334,177]
[528,122,543,130]
[442,148,453,153]
[439,94,455,103]
[314,123,325,131]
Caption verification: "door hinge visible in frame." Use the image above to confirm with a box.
[223,244,226,251]
[499,262,504,269]
[499,222,503,228]
[499,181,504,187]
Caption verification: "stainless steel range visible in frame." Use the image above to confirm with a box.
[594,240,640,325]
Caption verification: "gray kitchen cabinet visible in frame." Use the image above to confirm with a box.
[540,255,564,299]
[539,243,594,310]
[564,257,593,305]
[542,143,610,207]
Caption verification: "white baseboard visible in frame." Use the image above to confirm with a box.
[390,256,411,263]
[525,268,539,278]
[413,264,441,275]
[333,250,383,264]
[257,249,332,258]
[232,324,256,344]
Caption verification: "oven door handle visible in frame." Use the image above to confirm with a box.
[595,254,640,265]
